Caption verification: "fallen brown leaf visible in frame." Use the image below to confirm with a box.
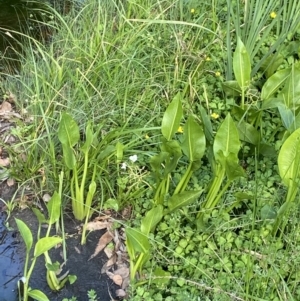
[101,253,117,274]
[115,289,126,298]
[114,266,129,279]
[89,231,113,260]
[112,274,122,286]
[122,276,130,290]
[106,254,117,268]
[86,220,111,231]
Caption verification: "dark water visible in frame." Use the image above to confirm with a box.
[0,213,23,301]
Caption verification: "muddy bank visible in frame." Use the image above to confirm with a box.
[0,184,118,301]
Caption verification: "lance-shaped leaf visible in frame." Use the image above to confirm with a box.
[279,63,300,109]
[214,114,240,163]
[62,145,76,170]
[15,218,33,252]
[224,153,245,181]
[168,189,203,213]
[141,205,163,235]
[81,121,94,153]
[161,93,183,141]
[161,140,182,175]
[46,191,61,225]
[125,228,150,255]
[58,112,80,147]
[261,68,291,101]
[28,289,50,301]
[34,237,62,257]
[222,80,242,97]
[233,37,251,91]
[181,115,206,162]
[278,127,300,187]
[236,120,260,145]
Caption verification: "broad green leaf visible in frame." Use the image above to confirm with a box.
[233,37,251,91]
[261,53,284,79]
[161,140,182,175]
[236,120,260,145]
[276,202,293,220]
[231,104,260,123]
[259,143,277,158]
[161,93,183,141]
[34,237,62,257]
[150,152,169,174]
[261,98,285,110]
[181,116,206,162]
[137,252,151,272]
[45,262,60,272]
[168,190,203,213]
[261,204,277,220]
[280,63,300,109]
[104,198,119,211]
[58,112,80,147]
[62,144,76,170]
[222,80,242,97]
[81,122,94,153]
[32,208,47,224]
[28,289,49,301]
[288,110,300,132]
[234,192,253,201]
[125,228,150,255]
[214,114,240,163]
[152,267,171,287]
[97,144,115,161]
[15,218,33,252]
[224,153,245,181]
[68,275,77,284]
[46,191,61,225]
[278,105,294,130]
[278,127,300,187]
[261,68,290,100]
[141,205,163,235]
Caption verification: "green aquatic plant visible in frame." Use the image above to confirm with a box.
[15,218,62,301]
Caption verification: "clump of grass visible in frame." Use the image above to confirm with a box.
[2,0,217,189]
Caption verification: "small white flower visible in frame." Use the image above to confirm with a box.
[129,155,138,163]
[120,162,127,170]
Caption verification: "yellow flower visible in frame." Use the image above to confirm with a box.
[177,126,184,133]
[211,112,219,119]
[190,8,195,14]
[270,11,277,19]
[145,134,150,139]
[205,56,211,61]
[215,71,221,77]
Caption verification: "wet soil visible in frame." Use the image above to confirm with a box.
[0,183,118,301]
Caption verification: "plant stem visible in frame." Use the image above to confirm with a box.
[197,165,225,219]
[23,256,38,301]
[173,162,193,195]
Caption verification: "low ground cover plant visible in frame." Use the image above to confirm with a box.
[1,0,300,300]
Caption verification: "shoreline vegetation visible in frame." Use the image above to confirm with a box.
[1,0,300,300]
